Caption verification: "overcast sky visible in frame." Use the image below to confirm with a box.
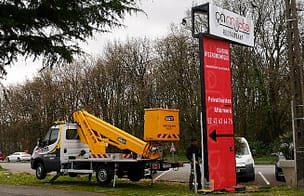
[3,0,209,86]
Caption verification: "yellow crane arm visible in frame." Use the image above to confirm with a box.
[72,110,160,160]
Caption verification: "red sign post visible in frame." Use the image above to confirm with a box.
[192,3,254,191]
[201,35,236,190]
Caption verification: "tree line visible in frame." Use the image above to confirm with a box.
[0,33,201,154]
[0,0,303,156]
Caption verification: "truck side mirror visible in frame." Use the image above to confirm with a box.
[37,138,41,147]
[252,149,256,157]
[37,138,45,147]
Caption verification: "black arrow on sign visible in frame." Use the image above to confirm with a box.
[209,129,234,142]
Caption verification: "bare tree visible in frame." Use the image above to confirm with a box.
[230,0,291,152]
[154,25,201,146]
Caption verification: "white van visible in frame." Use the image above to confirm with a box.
[235,137,255,181]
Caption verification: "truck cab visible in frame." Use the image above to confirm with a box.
[31,122,90,179]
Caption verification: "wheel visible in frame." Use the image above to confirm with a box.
[128,168,143,182]
[275,166,285,181]
[247,172,255,181]
[246,167,255,181]
[68,173,78,177]
[96,165,113,185]
[17,157,21,162]
[275,166,279,180]
[6,157,10,162]
[275,171,284,181]
[36,162,47,180]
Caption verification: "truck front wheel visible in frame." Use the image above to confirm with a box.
[36,162,47,180]
[96,165,113,185]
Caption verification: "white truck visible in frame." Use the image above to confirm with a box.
[31,109,181,185]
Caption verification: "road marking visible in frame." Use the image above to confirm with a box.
[258,171,270,185]
[153,168,172,183]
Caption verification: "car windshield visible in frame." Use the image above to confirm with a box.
[236,139,250,155]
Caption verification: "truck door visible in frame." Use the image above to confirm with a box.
[60,125,90,164]
[40,127,61,172]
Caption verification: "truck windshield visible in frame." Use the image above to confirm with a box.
[43,128,59,145]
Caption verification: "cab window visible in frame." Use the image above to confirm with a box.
[66,129,79,140]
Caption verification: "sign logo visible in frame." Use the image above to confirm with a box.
[164,116,174,121]
[117,137,126,144]
[215,12,250,34]
[209,4,254,47]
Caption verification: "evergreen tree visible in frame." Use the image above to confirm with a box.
[0,0,140,76]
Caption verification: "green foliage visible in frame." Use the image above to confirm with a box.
[254,156,276,165]
[0,0,141,75]
[250,140,272,156]
[277,131,294,160]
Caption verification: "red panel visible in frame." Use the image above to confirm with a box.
[203,36,236,190]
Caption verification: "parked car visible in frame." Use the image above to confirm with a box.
[273,152,286,181]
[235,137,255,181]
[6,152,31,162]
[273,143,294,182]
[0,151,5,161]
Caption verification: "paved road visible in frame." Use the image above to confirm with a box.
[252,164,284,186]
[0,162,33,174]
[153,164,285,187]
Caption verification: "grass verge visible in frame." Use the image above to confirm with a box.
[254,156,276,165]
[0,171,303,195]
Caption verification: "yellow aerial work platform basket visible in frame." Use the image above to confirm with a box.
[144,108,180,141]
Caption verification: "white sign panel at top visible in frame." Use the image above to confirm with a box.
[209,4,254,47]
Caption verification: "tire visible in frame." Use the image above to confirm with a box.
[128,168,143,182]
[36,162,47,180]
[275,167,279,180]
[247,172,255,181]
[275,166,285,181]
[17,157,21,162]
[247,167,255,181]
[6,157,10,162]
[275,172,284,181]
[68,173,78,177]
[96,165,113,185]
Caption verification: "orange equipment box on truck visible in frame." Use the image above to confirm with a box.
[144,108,180,141]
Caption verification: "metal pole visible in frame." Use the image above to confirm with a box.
[291,100,297,184]
[192,153,198,193]
[200,112,205,188]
